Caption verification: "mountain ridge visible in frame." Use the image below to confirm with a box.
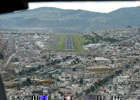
[0,6,140,33]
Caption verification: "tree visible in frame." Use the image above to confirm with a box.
[0,53,4,59]
[85,89,90,95]
[90,86,95,92]
[72,68,76,71]
[79,78,83,85]
[127,25,132,28]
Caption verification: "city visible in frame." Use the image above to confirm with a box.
[0,27,140,100]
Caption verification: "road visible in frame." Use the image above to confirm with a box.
[3,53,16,68]
[0,53,16,100]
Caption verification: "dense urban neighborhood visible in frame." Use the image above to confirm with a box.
[0,27,140,100]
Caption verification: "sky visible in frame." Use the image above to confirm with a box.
[29,1,140,13]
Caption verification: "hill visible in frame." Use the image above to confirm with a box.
[0,6,140,33]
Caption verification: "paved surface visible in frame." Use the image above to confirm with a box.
[3,53,16,68]
[64,34,75,50]
[0,53,16,100]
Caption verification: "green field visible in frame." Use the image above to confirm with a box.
[56,34,66,51]
[72,34,85,52]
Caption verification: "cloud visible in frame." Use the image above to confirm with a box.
[29,1,140,13]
